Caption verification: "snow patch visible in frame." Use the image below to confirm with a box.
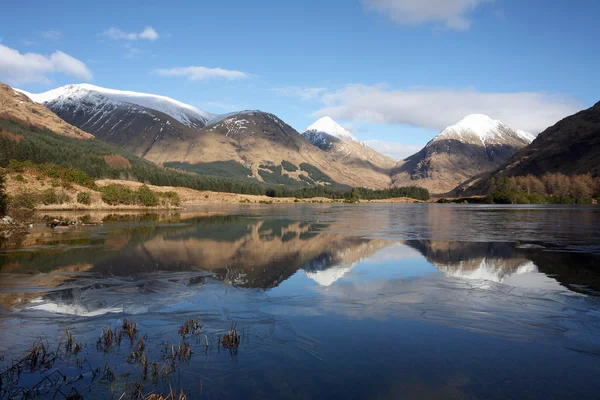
[19,84,216,129]
[433,114,533,147]
[304,116,359,143]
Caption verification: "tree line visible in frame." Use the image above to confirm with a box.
[487,173,600,204]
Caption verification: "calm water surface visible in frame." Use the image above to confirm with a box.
[1,204,599,399]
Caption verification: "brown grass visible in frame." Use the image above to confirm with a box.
[219,323,240,349]
[104,154,132,169]
[122,319,138,341]
[0,128,23,142]
[0,84,93,139]
[178,318,202,337]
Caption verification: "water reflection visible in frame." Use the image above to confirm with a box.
[2,214,600,310]
[405,240,600,295]
[2,211,600,399]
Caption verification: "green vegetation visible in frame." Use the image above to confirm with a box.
[258,164,304,186]
[99,184,180,207]
[39,188,70,205]
[77,191,92,205]
[281,160,298,172]
[299,163,334,185]
[0,172,7,216]
[486,174,599,204]
[356,186,430,201]
[345,187,361,203]
[164,161,254,181]
[8,189,37,210]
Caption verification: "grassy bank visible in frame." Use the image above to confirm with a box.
[1,167,182,214]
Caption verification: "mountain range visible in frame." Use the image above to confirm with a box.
[5,81,598,196]
[17,84,395,189]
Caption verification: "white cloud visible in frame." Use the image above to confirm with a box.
[364,139,423,160]
[49,52,92,80]
[0,44,92,84]
[102,26,159,41]
[272,86,326,101]
[315,84,581,134]
[40,30,62,40]
[364,0,491,30]
[155,66,248,81]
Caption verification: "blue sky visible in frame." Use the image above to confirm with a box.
[1,0,598,159]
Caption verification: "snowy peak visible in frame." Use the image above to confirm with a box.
[20,83,216,129]
[516,129,535,143]
[433,114,533,147]
[304,117,359,142]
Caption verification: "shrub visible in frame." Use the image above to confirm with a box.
[488,173,597,204]
[77,191,92,205]
[9,189,38,210]
[137,185,159,207]
[281,160,298,172]
[100,184,137,205]
[157,191,181,207]
[40,188,70,205]
[14,174,25,182]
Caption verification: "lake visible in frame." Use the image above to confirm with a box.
[1,204,600,399]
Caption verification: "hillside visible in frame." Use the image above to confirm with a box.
[489,102,600,177]
[302,117,397,187]
[392,114,533,194]
[0,83,92,139]
[459,102,600,195]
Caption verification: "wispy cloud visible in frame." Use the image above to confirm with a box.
[315,84,581,134]
[123,43,144,59]
[272,86,327,101]
[155,66,249,81]
[21,40,38,46]
[363,0,492,30]
[40,30,63,40]
[102,26,159,41]
[363,140,423,160]
[0,44,92,84]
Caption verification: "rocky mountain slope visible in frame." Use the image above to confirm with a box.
[392,114,533,194]
[20,84,394,189]
[484,101,600,179]
[302,117,397,186]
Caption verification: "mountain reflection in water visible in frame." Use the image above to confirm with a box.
[1,209,600,399]
[1,213,599,298]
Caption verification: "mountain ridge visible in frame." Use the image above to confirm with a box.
[18,84,395,189]
[392,114,532,194]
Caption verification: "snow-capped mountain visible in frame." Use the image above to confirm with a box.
[392,114,533,194]
[18,84,215,129]
[302,116,397,187]
[16,84,206,157]
[433,114,534,147]
[302,116,359,149]
[305,263,356,287]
